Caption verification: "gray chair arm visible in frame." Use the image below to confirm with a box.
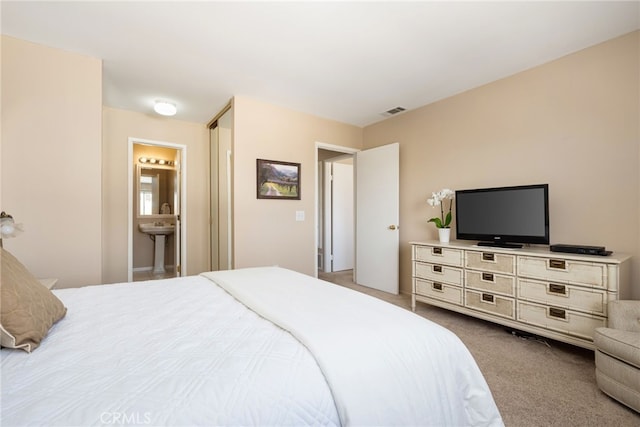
[608,300,640,333]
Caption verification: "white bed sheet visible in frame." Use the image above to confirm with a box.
[1,275,340,426]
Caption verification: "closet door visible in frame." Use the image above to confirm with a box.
[209,108,233,271]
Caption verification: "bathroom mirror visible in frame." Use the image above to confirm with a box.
[137,165,177,216]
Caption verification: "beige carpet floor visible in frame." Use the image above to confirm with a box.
[318,270,640,427]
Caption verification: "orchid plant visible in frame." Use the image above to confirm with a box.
[427,189,455,229]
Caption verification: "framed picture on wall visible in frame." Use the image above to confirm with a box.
[257,159,301,200]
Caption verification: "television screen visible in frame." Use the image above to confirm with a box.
[455,184,549,248]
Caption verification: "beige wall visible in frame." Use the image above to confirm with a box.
[364,31,640,298]
[4,31,637,298]
[1,36,103,288]
[232,96,362,276]
[102,107,209,284]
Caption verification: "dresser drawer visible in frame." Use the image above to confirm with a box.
[517,301,606,341]
[466,270,516,297]
[465,290,515,320]
[415,279,463,306]
[466,251,516,275]
[517,278,608,316]
[414,262,463,286]
[517,256,607,288]
[414,245,463,267]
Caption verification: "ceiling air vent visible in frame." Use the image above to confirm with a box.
[382,106,406,117]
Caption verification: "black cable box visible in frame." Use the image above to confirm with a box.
[550,244,611,256]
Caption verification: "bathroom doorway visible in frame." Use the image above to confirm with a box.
[128,138,187,282]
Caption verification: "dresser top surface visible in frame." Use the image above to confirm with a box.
[410,240,631,264]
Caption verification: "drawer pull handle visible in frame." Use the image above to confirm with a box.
[481,293,494,303]
[433,265,443,273]
[482,253,495,261]
[432,282,443,291]
[482,272,494,282]
[432,247,442,255]
[549,307,566,319]
[548,284,566,295]
[549,259,566,270]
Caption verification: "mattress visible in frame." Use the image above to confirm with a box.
[1,267,503,426]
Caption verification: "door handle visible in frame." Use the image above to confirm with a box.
[388,225,399,230]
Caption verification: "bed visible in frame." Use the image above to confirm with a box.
[1,248,503,426]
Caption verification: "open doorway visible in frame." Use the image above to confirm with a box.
[128,138,187,282]
[315,142,399,294]
[319,152,354,273]
[316,143,359,276]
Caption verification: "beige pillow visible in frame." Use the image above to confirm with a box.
[0,248,66,352]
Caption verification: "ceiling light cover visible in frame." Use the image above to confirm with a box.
[154,100,177,116]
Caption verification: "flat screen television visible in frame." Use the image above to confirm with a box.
[455,184,549,248]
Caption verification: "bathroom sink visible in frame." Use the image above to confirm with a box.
[139,222,175,235]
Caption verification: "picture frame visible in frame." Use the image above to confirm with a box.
[257,159,301,200]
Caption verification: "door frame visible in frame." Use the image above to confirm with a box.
[314,142,359,276]
[128,137,188,282]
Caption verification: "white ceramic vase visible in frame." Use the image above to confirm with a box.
[438,228,451,243]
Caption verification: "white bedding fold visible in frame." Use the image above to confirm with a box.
[202,267,503,427]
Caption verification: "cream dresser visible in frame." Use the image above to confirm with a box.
[411,240,632,349]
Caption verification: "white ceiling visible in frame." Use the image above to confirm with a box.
[2,1,639,127]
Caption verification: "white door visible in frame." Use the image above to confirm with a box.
[209,109,233,271]
[355,143,399,294]
[322,163,332,273]
[331,161,354,271]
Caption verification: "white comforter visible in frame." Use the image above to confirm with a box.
[204,267,503,427]
[2,267,503,426]
[1,275,340,426]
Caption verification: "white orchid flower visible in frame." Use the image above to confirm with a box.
[427,188,455,229]
[439,189,455,200]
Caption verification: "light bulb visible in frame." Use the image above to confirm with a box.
[0,219,15,237]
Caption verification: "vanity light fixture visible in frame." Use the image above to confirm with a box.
[153,100,177,116]
[139,157,174,166]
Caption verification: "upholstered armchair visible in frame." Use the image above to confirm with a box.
[594,300,640,412]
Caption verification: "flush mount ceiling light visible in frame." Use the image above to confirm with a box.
[153,100,177,116]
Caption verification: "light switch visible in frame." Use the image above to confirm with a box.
[295,210,305,221]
